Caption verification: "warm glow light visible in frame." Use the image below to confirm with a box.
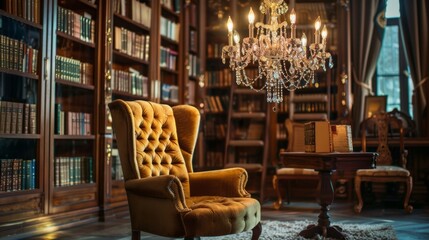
[227,16,233,32]
[301,33,307,47]
[221,0,333,105]
[290,9,296,24]
[315,16,321,30]
[321,25,328,39]
[233,32,240,44]
[248,8,255,24]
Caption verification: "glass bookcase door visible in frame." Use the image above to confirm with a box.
[48,0,99,214]
[0,0,46,221]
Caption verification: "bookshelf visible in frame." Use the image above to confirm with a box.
[0,0,45,223]
[48,0,100,214]
[0,0,201,234]
[200,0,233,170]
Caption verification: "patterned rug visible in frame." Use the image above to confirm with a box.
[207,220,397,240]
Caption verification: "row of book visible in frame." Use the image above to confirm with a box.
[0,158,36,192]
[205,151,223,168]
[54,156,94,187]
[188,53,199,78]
[0,34,39,74]
[234,95,265,112]
[160,16,180,42]
[161,83,179,103]
[161,0,181,13]
[207,43,224,58]
[114,27,150,62]
[57,6,95,43]
[204,119,226,139]
[294,102,328,113]
[111,148,123,181]
[160,46,178,71]
[276,96,290,113]
[204,95,228,113]
[204,69,232,87]
[3,0,41,24]
[185,80,195,105]
[54,104,92,135]
[111,66,149,97]
[0,101,36,134]
[113,0,152,28]
[55,55,93,85]
[189,30,198,52]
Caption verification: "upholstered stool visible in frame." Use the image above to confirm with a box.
[183,196,260,237]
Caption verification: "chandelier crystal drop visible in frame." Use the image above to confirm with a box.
[221,0,334,104]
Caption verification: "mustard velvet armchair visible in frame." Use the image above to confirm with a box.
[355,111,413,213]
[108,100,261,240]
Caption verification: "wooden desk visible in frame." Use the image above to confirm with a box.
[280,152,377,239]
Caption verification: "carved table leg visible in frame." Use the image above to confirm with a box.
[298,170,346,240]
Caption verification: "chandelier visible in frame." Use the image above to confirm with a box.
[221,0,333,105]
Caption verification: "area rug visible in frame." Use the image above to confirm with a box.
[206,220,397,240]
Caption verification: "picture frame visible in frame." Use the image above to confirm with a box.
[364,95,387,119]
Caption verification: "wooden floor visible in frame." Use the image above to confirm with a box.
[6,199,429,240]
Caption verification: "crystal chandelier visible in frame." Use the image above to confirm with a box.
[221,0,333,104]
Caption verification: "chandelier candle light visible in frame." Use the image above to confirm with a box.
[222,0,333,107]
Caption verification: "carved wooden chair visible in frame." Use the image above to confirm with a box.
[272,119,318,209]
[108,100,262,240]
[354,111,413,213]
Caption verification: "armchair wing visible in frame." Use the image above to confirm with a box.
[189,167,250,197]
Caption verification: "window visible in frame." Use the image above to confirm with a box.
[376,0,414,117]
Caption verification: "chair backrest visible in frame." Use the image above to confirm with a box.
[360,111,405,167]
[108,100,201,198]
[388,108,416,137]
[285,119,305,152]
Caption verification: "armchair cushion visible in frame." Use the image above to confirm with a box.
[357,166,410,177]
[189,168,250,198]
[182,196,260,237]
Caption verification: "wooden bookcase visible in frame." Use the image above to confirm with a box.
[0,0,202,235]
[0,0,46,223]
[200,0,233,170]
[48,0,100,215]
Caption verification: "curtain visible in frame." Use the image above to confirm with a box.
[350,0,387,136]
[399,0,429,137]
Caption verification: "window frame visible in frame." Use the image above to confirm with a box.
[374,17,410,115]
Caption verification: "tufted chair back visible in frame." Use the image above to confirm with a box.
[109,100,199,198]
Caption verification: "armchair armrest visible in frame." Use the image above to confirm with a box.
[125,175,188,209]
[189,167,250,198]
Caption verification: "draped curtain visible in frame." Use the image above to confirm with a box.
[399,0,429,137]
[350,0,387,136]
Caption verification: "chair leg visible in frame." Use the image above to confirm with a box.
[404,176,413,213]
[354,176,363,213]
[251,222,262,240]
[131,230,140,240]
[272,175,283,210]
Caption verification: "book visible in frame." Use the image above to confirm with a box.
[331,125,353,152]
[304,121,332,153]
